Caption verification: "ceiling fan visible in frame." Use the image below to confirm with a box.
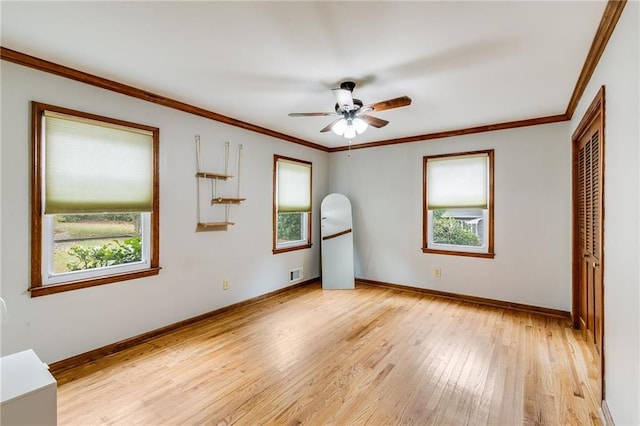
[288,81,412,139]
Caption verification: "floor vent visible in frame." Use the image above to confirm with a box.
[289,268,303,282]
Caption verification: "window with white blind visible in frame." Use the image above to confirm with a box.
[423,150,495,258]
[273,155,312,253]
[30,102,160,297]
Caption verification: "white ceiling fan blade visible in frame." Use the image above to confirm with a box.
[332,88,354,112]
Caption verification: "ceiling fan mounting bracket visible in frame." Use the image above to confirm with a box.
[340,81,356,92]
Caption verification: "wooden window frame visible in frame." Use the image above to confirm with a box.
[422,149,495,259]
[30,102,160,297]
[272,155,312,254]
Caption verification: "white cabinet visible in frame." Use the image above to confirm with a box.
[0,349,57,426]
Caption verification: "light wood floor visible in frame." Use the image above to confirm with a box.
[55,282,602,425]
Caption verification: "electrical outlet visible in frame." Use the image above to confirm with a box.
[223,279,229,290]
[434,268,441,278]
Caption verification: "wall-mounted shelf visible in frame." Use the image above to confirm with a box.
[196,221,235,232]
[211,197,246,205]
[195,172,233,180]
[195,137,245,232]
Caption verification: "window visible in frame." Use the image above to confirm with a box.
[273,155,312,253]
[423,150,494,258]
[30,102,160,297]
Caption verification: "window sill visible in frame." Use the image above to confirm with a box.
[273,243,312,255]
[30,267,161,297]
[422,248,495,259]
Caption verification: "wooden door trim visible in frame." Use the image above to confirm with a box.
[571,85,605,399]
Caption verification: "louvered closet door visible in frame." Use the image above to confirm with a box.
[577,121,603,358]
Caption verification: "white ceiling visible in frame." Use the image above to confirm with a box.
[1,1,607,149]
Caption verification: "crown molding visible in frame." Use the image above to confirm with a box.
[329,114,569,152]
[565,0,627,119]
[331,0,627,152]
[0,46,329,153]
[1,0,626,153]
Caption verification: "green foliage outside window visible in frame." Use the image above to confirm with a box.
[432,210,481,247]
[277,212,303,242]
[57,213,137,223]
[67,237,142,271]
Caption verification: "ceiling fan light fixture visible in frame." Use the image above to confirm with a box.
[332,117,368,138]
[353,117,368,134]
[343,125,357,139]
[332,118,348,136]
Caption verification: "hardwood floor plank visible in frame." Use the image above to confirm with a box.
[54,283,602,425]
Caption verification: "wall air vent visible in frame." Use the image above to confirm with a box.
[289,268,303,282]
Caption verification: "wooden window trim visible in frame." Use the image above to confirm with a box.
[272,155,312,254]
[422,149,495,259]
[30,102,160,297]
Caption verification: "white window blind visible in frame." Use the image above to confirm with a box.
[44,111,154,214]
[427,153,488,210]
[277,159,311,213]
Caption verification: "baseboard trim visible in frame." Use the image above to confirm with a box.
[357,278,571,320]
[601,399,615,425]
[49,278,319,376]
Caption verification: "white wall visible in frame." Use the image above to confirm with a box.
[570,3,640,425]
[329,122,572,311]
[0,62,329,363]
[1,6,637,422]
